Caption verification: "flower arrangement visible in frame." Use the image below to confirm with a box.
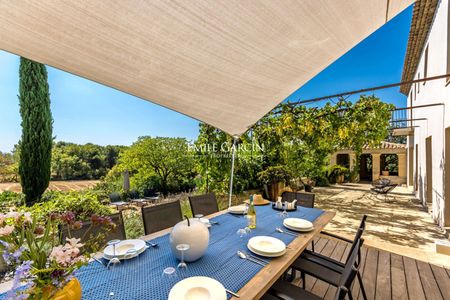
[0,211,115,299]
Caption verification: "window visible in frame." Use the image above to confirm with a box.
[417,73,420,93]
[336,154,350,169]
[424,45,428,85]
[380,154,399,176]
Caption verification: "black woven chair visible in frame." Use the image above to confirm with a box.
[290,216,368,300]
[371,184,397,201]
[129,189,140,199]
[108,192,121,203]
[265,239,362,300]
[60,213,126,248]
[141,200,183,235]
[188,193,219,216]
[281,191,315,208]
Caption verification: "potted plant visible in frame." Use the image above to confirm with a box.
[327,165,349,184]
[382,170,389,176]
[0,211,114,299]
[257,166,292,201]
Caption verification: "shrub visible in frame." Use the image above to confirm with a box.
[25,190,115,221]
[0,191,24,209]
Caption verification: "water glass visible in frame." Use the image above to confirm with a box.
[176,243,190,277]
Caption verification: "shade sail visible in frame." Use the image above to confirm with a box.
[0,0,413,136]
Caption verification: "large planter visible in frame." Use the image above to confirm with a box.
[267,182,285,201]
[43,278,82,300]
[336,174,344,184]
[382,171,389,176]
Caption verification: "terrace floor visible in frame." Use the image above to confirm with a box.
[313,183,450,268]
[295,235,450,300]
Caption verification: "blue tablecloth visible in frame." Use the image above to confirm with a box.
[4,205,324,299]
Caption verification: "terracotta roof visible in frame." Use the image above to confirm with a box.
[400,0,439,95]
[363,141,407,150]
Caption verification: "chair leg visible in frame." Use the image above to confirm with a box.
[347,290,354,300]
[311,240,315,252]
[357,271,368,300]
[301,272,306,289]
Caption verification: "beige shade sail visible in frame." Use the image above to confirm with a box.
[0,0,413,137]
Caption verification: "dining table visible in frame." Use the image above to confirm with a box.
[0,205,335,300]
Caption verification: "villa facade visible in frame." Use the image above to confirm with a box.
[400,0,450,229]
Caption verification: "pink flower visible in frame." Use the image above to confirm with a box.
[0,214,6,226]
[66,238,83,249]
[22,212,32,224]
[49,238,85,267]
[5,212,20,221]
[0,225,15,236]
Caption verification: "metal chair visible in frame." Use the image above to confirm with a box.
[265,239,363,300]
[108,192,121,202]
[188,193,219,216]
[281,191,315,208]
[291,216,368,300]
[60,213,126,248]
[141,200,183,235]
[371,184,397,201]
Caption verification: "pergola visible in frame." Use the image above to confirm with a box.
[0,0,414,204]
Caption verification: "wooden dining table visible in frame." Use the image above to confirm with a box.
[141,208,335,300]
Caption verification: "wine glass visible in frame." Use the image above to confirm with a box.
[278,202,288,218]
[176,244,190,276]
[236,226,251,241]
[162,267,177,285]
[106,239,121,270]
[194,214,204,220]
[124,248,139,274]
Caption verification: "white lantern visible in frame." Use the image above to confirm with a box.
[169,217,210,262]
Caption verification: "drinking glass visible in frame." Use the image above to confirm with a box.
[124,248,139,274]
[176,243,190,276]
[194,214,204,220]
[236,226,251,241]
[106,239,121,270]
[162,267,177,285]
[278,202,288,218]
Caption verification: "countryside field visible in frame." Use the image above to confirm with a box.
[0,180,99,192]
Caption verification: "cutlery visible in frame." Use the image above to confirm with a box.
[210,220,220,225]
[242,251,270,264]
[276,227,298,237]
[226,289,240,298]
[93,257,106,267]
[145,241,158,247]
[237,251,266,266]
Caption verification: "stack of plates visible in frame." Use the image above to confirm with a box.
[228,205,247,215]
[103,239,146,260]
[168,276,227,300]
[283,218,314,232]
[247,236,286,257]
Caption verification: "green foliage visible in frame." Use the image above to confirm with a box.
[108,136,196,195]
[24,190,114,221]
[0,152,19,182]
[18,58,53,205]
[257,165,292,184]
[52,142,125,180]
[327,165,349,183]
[0,191,24,208]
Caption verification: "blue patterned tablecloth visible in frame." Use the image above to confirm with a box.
[3,205,324,299]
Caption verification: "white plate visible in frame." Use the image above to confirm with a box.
[283,218,313,232]
[103,244,147,260]
[248,243,286,258]
[103,239,146,259]
[228,205,247,214]
[168,276,227,300]
[247,236,286,256]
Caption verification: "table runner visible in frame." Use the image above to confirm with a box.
[3,205,324,299]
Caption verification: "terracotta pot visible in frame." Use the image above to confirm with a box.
[382,171,389,176]
[336,174,344,184]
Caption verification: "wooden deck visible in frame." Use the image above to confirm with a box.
[292,235,450,300]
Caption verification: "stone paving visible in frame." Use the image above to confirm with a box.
[313,183,450,268]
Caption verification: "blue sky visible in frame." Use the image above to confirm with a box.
[0,6,412,153]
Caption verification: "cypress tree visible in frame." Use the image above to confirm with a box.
[18,57,53,206]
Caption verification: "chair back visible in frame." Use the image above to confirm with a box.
[334,239,362,300]
[188,193,219,216]
[281,191,315,208]
[142,200,182,235]
[109,192,121,202]
[143,188,158,197]
[60,213,126,248]
[129,189,140,199]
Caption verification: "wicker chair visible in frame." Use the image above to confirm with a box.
[265,239,363,300]
[281,191,315,208]
[188,193,219,216]
[141,200,183,235]
[60,213,126,248]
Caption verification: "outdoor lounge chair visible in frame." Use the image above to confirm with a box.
[281,191,315,208]
[141,200,182,235]
[188,193,219,216]
[264,239,363,300]
[60,212,126,248]
[289,215,368,300]
[371,183,398,201]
